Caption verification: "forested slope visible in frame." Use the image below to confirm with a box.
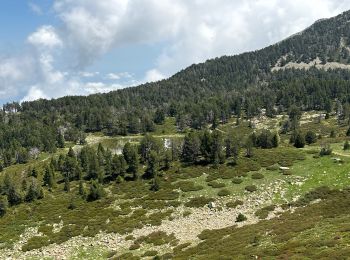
[2,10,350,167]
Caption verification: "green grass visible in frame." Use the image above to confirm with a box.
[2,113,350,258]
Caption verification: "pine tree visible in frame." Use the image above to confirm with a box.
[67,147,76,158]
[31,168,38,178]
[210,130,225,164]
[144,151,158,179]
[154,108,165,124]
[150,175,160,191]
[78,180,86,198]
[294,132,306,148]
[127,147,139,180]
[21,178,28,192]
[112,154,127,178]
[97,168,105,184]
[87,153,100,180]
[0,196,8,217]
[272,132,280,148]
[182,132,200,163]
[25,178,44,202]
[344,140,350,151]
[164,151,171,170]
[200,130,213,162]
[245,138,254,158]
[64,175,70,192]
[43,166,55,188]
[87,180,104,201]
[305,131,317,145]
[122,142,134,164]
[97,143,105,165]
[57,133,65,148]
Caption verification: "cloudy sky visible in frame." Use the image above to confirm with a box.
[1,0,350,104]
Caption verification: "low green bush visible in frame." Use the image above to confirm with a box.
[208,181,226,188]
[232,178,243,184]
[236,213,247,222]
[226,200,243,208]
[142,250,158,257]
[251,172,264,179]
[255,205,276,219]
[266,164,279,171]
[245,185,257,192]
[185,197,215,208]
[218,189,231,197]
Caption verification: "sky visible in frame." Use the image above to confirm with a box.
[1,0,350,105]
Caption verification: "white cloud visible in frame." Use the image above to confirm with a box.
[144,69,165,83]
[107,73,120,80]
[84,81,125,94]
[80,71,100,78]
[29,2,43,15]
[50,0,350,76]
[106,72,132,80]
[2,0,350,103]
[21,86,48,102]
[28,26,63,49]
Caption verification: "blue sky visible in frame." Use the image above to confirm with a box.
[1,0,350,105]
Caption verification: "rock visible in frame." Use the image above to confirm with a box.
[208,202,216,209]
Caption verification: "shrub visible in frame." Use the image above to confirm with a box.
[226,200,243,208]
[266,164,279,171]
[135,231,176,246]
[251,172,264,179]
[320,144,332,156]
[175,181,203,192]
[67,197,77,210]
[0,196,8,217]
[217,189,231,197]
[293,132,305,148]
[236,213,247,222]
[232,178,243,184]
[25,178,44,202]
[183,210,191,217]
[185,197,215,208]
[143,250,158,257]
[22,236,50,252]
[208,181,226,188]
[245,185,257,192]
[330,130,336,138]
[129,243,140,250]
[125,235,135,241]
[255,205,276,219]
[344,140,350,151]
[282,170,292,175]
[305,131,317,145]
[347,127,350,137]
[87,180,105,201]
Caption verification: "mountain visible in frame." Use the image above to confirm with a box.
[2,10,350,163]
[3,10,350,259]
[21,10,350,113]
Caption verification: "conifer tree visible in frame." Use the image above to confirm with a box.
[43,165,55,188]
[144,151,158,179]
[57,133,65,148]
[25,178,44,202]
[64,175,70,192]
[0,196,8,217]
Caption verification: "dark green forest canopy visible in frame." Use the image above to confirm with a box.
[2,10,350,165]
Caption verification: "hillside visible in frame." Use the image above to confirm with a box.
[1,10,350,260]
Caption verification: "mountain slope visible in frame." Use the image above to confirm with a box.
[2,10,350,166]
[21,9,350,112]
